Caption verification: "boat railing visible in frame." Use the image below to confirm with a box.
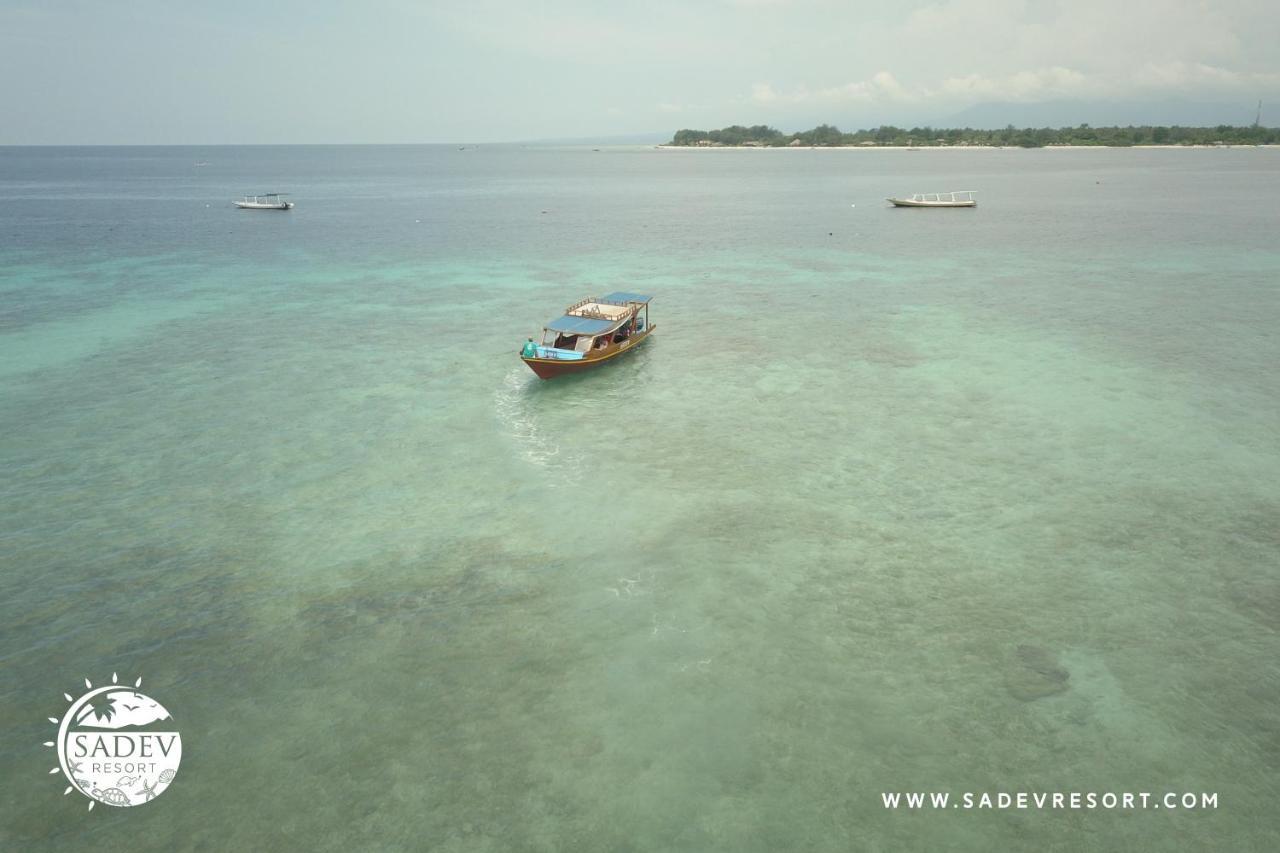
[564,296,635,317]
[913,191,976,202]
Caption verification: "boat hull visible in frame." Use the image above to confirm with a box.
[887,198,975,207]
[522,327,654,379]
[235,202,294,210]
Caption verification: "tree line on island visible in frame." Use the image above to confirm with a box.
[669,123,1279,148]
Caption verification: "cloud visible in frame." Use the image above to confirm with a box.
[422,2,714,65]
[731,0,1279,116]
[5,0,1280,143]
[751,83,778,103]
[751,71,918,105]
[748,59,1278,111]
[1132,61,1280,91]
[938,67,1093,102]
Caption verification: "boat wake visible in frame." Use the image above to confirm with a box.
[493,368,576,474]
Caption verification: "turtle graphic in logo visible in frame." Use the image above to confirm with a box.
[45,674,181,810]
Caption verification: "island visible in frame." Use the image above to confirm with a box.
[666,123,1280,148]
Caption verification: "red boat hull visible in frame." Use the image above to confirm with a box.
[521,327,654,379]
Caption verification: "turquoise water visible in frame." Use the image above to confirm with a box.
[2,146,1278,850]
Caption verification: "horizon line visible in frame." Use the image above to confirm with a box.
[3,122,1274,148]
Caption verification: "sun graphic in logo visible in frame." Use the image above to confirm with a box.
[45,674,182,810]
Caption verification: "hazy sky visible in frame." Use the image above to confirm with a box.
[2,0,1278,143]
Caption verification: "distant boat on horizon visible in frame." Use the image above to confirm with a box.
[887,191,977,208]
[234,193,293,210]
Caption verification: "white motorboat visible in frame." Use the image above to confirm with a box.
[234,193,294,210]
[887,191,976,208]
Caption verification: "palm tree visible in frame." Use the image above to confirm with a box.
[76,693,117,725]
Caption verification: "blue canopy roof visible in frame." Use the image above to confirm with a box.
[600,291,653,304]
[545,315,617,335]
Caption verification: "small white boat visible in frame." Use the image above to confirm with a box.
[887,191,976,208]
[234,193,293,210]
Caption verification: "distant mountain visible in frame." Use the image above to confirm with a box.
[942,99,1267,129]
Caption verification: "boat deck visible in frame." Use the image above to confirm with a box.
[887,191,977,207]
[522,291,655,378]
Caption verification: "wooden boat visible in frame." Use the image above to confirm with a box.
[520,292,654,379]
[234,193,293,210]
[887,191,976,208]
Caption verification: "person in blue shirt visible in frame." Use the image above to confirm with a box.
[520,338,538,358]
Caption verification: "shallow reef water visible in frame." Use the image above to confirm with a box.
[1,145,1278,851]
